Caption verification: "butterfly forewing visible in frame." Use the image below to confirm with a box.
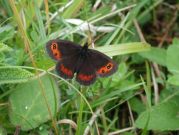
[88,49,118,77]
[46,39,81,61]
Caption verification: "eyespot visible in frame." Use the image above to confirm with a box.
[49,42,61,60]
[97,63,114,75]
[106,63,113,69]
[107,65,111,69]
[52,42,57,50]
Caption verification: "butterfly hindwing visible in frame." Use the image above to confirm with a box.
[88,49,118,77]
[46,39,81,61]
[76,57,96,86]
[56,54,80,79]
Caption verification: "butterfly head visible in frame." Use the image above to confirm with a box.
[83,43,88,48]
[82,43,89,50]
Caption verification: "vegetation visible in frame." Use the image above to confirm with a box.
[0,0,179,134]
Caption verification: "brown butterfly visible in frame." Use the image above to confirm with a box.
[46,39,118,85]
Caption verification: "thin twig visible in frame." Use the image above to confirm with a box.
[92,0,101,11]
[162,2,177,10]
[158,7,178,47]
[134,17,161,106]
[83,108,101,135]
[57,119,77,130]
[152,62,161,77]
[44,0,50,32]
[91,4,136,24]
[127,102,135,125]
[127,102,137,135]
[14,126,21,135]
[133,19,146,42]
[87,22,95,48]
[108,127,135,135]
[151,66,159,104]
[45,0,74,28]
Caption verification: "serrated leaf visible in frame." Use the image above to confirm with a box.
[95,42,150,57]
[9,74,59,131]
[0,67,34,84]
[135,101,179,130]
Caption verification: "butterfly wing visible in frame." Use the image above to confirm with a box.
[46,39,81,79]
[88,49,118,77]
[56,54,80,79]
[76,57,96,86]
[46,39,81,61]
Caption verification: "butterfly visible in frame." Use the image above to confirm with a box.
[46,39,118,86]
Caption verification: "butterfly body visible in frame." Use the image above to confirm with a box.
[46,39,118,86]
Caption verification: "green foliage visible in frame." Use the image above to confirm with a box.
[139,47,166,66]
[62,0,85,18]
[0,26,15,42]
[166,38,179,86]
[96,42,150,57]
[0,126,7,135]
[0,0,178,134]
[0,67,34,84]
[167,75,179,86]
[0,43,12,53]
[129,97,145,115]
[166,41,179,73]
[9,74,59,131]
[135,100,179,130]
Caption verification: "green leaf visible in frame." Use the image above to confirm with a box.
[129,97,145,115]
[135,101,179,130]
[171,38,179,45]
[0,126,7,135]
[139,47,166,66]
[0,67,34,85]
[0,25,15,42]
[9,74,59,131]
[38,126,49,135]
[95,42,151,57]
[92,82,142,108]
[0,43,12,52]
[167,74,179,86]
[166,43,179,73]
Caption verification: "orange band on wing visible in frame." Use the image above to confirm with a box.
[78,74,94,81]
[50,42,62,60]
[60,64,73,76]
[97,62,114,74]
